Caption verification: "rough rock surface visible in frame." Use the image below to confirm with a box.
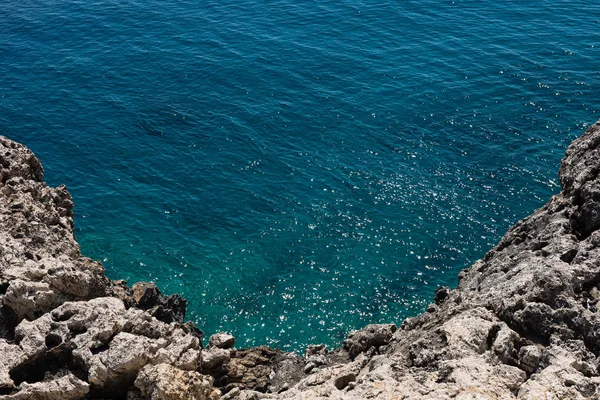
[263,123,600,399]
[132,364,213,400]
[0,137,206,399]
[1,121,600,399]
[209,333,236,350]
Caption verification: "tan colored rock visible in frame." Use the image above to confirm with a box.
[209,332,236,349]
[134,363,213,400]
[208,387,223,400]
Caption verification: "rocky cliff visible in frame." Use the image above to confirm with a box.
[1,122,600,399]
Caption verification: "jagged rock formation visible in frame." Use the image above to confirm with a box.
[1,122,600,399]
[0,137,211,399]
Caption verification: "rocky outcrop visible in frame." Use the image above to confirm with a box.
[2,121,600,399]
[263,122,600,399]
[0,137,210,399]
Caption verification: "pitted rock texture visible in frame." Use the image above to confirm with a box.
[2,121,600,399]
[132,364,213,400]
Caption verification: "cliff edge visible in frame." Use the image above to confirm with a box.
[1,122,600,399]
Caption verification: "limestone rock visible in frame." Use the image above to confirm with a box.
[209,332,236,349]
[0,136,44,183]
[202,347,231,371]
[0,339,25,390]
[134,363,213,400]
[7,297,203,398]
[4,374,89,400]
[87,332,156,388]
[518,345,542,374]
[343,323,396,359]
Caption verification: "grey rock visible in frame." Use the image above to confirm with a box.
[343,323,397,359]
[209,332,236,349]
[87,331,156,388]
[333,372,356,390]
[491,323,520,365]
[0,136,44,183]
[0,339,25,390]
[518,345,542,374]
[202,347,231,371]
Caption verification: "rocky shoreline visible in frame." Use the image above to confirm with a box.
[1,122,600,399]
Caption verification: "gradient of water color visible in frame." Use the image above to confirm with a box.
[1,0,598,351]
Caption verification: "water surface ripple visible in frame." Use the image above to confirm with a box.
[1,0,599,350]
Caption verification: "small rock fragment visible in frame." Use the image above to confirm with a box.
[209,332,236,349]
[518,345,542,374]
[333,372,356,390]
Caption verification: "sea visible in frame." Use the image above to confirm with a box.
[1,0,598,352]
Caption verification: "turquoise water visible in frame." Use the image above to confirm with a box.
[1,0,598,351]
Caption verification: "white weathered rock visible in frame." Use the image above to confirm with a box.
[5,374,89,400]
[152,331,202,370]
[3,279,64,320]
[88,332,157,387]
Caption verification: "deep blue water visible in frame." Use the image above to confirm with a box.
[1,0,599,351]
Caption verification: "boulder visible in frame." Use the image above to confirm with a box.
[343,323,396,358]
[209,332,236,349]
[134,363,213,400]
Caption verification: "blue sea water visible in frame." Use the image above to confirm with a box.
[1,0,599,351]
